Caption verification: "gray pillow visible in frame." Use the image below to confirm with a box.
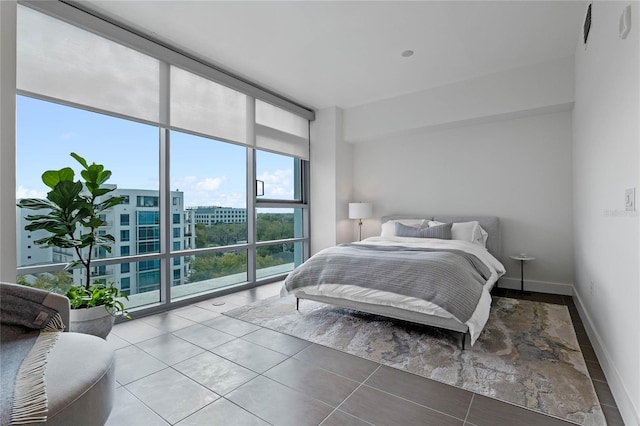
[395,222,452,239]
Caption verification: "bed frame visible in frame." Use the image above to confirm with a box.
[294,215,501,350]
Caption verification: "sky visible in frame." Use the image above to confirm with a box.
[16,96,295,208]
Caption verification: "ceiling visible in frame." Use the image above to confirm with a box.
[82,1,587,111]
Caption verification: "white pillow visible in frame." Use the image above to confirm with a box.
[429,220,488,248]
[380,219,426,237]
[478,226,489,247]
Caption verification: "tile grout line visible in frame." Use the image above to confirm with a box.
[238,333,310,358]
[173,292,285,425]
[132,336,206,368]
[111,328,166,346]
[318,409,374,426]
[463,393,475,424]
[117,289,622,424]
[170,325,237,352]
[264,348,364,387]
[168,362,281,425]
[118,364,171,388]
[119,323,245,387]
[219,396,275,426]
[356,380,469,423]
[317,364,382,426]
[117,382,172,425]
[254,350,363,425]
[109,291,280,424]
[204,339,287,377]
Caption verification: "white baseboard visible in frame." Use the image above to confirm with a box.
[497,277,573,295]
[573,289,640,426]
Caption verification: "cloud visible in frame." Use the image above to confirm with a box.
[257,169,293,198]
[16,186,47,200]
[172,175,198,191]
[172,175,246,208]
[196,177,226,191]
[209,192,246,209]
[172,168,296,208]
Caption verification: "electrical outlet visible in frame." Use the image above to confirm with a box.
[589,281,595,296]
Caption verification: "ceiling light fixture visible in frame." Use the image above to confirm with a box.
[401,50,414,58]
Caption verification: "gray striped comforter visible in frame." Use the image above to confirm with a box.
[284,244,491,323]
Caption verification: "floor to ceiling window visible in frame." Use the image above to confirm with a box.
[15,3,311,313]
[16,97,163,309]
[169,130,248,302]
[255,150,306,279]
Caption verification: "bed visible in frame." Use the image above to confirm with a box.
[281,215,506,349]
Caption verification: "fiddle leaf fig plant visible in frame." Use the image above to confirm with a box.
[17,153,129,317]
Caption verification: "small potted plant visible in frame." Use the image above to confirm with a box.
[18,153,129,338]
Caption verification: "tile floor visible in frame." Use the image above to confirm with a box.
[105,283,625,426]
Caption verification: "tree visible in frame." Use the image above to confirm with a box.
[194,222,247,248]
[188,252,247,282]
[188,213,295,282]
[195,223,209,248]
[209,222,247,247]
[256,213,294,256]
[17,271,74,295]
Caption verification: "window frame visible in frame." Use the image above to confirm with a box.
[15,2,311,316]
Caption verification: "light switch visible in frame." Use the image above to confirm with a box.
[625,188,635,211]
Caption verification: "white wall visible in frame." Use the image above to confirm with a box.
[334,110,355,244]
[343,54,576,295]
[0,0,17,283]
[344,56,574,144]
[310,107,353,254]
[573,2,639,424]
[351,111,574,294]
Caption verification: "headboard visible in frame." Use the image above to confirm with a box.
[380,215,501,259]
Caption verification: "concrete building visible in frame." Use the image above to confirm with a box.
[17,188,194,296]
[187,206,247,225]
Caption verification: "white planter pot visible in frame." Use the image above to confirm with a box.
[69,305,116,339]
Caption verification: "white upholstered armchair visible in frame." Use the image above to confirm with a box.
[0,282,115,425]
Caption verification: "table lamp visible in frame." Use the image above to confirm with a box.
[348,202,373,241]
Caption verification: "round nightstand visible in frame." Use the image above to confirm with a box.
[509,254,536,293]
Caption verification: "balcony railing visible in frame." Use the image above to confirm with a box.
[90,268,114,277]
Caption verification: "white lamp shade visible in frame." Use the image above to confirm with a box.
[349,202,373,219]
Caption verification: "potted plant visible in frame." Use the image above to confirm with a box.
[17,153,129,338]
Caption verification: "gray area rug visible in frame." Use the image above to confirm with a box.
[225,296,605,425]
